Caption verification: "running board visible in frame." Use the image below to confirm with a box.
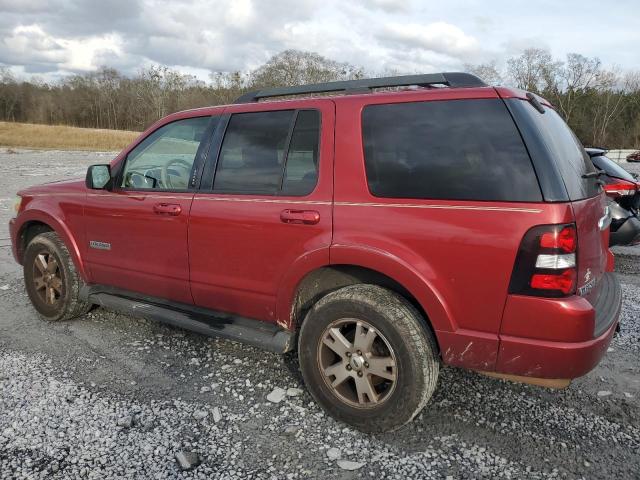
[87,291,294,354]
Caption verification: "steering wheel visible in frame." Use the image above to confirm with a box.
[161,158,193,189]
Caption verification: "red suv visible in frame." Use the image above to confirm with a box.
[9,73,621,432]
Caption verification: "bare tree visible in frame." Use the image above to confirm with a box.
[248,50,364,88]
[0,67,19,121]
[209,71,247,104]
[506,48,559,93]
[0,48,639,148]
[464,61,503,85]
[545,53,601,122]
[591,69,626,146]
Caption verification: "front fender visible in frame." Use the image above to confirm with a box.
[12,205,89,282]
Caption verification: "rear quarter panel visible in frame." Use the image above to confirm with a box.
[572,194,609,304]
[331,89,574,370]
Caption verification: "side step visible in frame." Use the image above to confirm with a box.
[88,292,294,354]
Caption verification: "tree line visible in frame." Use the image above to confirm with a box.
[1,48,638,148]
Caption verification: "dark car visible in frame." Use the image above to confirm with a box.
[10,73,621,433]
[586,147,640,246]
[626,150,640,162]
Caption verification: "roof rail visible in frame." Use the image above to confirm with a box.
[233,72,487,104]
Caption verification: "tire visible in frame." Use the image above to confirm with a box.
[298,284,439,433]
[23,231,91,321]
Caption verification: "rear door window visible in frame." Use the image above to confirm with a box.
[214,110,293,195]
[213,109,320,196]
[361,99,542,202]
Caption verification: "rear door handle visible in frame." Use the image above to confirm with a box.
[153,203,182,216]
[280,209,320,225]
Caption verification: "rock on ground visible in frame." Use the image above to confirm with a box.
[266,387,287,403]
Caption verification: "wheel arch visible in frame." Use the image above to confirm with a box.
[282,259,455,352]
[15,211,89,282]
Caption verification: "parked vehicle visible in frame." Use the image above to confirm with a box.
[627,150,640,162]
[586,148,640,246]
[10,73,621,432]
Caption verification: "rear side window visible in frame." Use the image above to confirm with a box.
[362,99,542,202]
[515,102,599,200]
[213,110,320,196]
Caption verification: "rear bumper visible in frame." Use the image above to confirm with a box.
[495,272,621,379]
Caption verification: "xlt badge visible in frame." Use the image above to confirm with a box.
[89,240,111,251]
[578,274,597,296]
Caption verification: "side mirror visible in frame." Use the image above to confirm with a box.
[86,164,112,190]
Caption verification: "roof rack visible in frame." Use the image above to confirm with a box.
[233,72,486,104]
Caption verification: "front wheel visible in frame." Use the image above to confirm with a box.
[23,231,91,321]
[298,284,439,433]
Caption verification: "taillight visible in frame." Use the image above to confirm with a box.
[509,224,577,297]
[530,269,576,295]
[603,178,638,198]
[539,225,577,253]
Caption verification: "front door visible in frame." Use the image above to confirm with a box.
[84,115,214,304]
[188,101,335,323]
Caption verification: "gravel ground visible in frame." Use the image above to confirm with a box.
[0,148,639,479]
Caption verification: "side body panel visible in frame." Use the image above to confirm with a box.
[331,88,569,371]
[188,99,335,325]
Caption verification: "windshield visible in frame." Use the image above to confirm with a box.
[591,154,636,182]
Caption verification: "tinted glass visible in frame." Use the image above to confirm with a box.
[517,102,599,200]
[281,110,320,196]
[362,99,542,201]
[591,155,636,182]
[121,116,210,190]
[214,111,294,195]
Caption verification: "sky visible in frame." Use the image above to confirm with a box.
[0,0,638,81]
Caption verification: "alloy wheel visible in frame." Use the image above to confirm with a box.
[32,251,63,306]
[317,318,397,408]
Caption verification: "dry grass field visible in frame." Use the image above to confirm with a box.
[0,122,139,151]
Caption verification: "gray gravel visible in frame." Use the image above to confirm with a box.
[1,148,639,479]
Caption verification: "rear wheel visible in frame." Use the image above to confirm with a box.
[23,231,91,321]
[298,284,439,433]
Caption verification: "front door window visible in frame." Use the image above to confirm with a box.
[121,116,211,190]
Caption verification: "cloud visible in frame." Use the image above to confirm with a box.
[0,0,636,81]
[0,0,54,13]
[380,22,479,59]
[0,24,66,72]
[365,0,411,12]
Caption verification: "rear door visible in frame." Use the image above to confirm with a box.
[188,100,334,324]
[512,101,609,304]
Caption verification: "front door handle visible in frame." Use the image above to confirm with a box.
[280,209,320,225]
[153,203,182,216]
